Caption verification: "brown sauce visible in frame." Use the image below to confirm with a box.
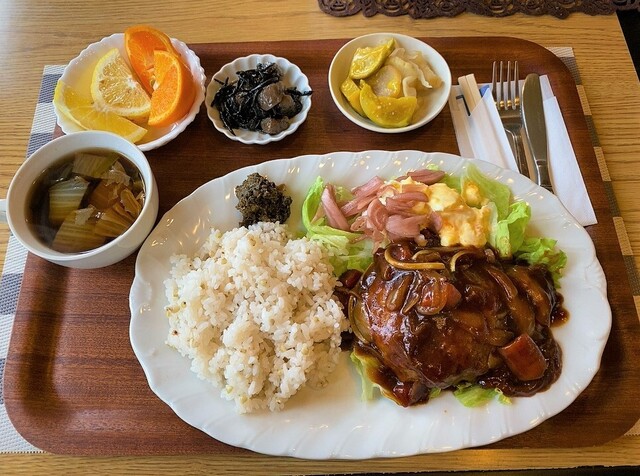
[348,240,567,407]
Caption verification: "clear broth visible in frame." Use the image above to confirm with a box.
[27,148,145,253]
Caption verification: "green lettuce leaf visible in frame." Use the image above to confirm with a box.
[351,349,446,404]
[515,237,568,286]
[453,384,511,407]
[350,350,377,401]
[458,163,532,259]
[352,348,512,407]
[438,172,461,192]
[301,177,373,276]
[489,201,532,258]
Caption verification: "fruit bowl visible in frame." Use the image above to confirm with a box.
[54,33,206,151]
[328,33,452,134]
[205,54,312,145]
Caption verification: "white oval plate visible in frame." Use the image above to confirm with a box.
[55,33,206,151]
[205,54,312,144]
[129,150,610,460]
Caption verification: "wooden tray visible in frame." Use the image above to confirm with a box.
[5,37,640,456]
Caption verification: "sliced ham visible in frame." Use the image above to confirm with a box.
[385,214,428,238]
[321,184,350,231]
[351,176,384,197]
[366,197,389,231]
[340,194,376,217]
[320,171,446,245]
[397,169,445,185]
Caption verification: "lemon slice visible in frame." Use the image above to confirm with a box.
[54,80,148,143]
[348,38,395,80]
[365,64,403,98]
[359,81,417,128]
[90,48,151,120]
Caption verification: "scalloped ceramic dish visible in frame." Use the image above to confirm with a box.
[54,33,206,151]
[328,33,452,133]
[205,54,312,145]
[129,150,611,460]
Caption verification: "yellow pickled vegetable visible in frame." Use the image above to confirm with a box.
[359,81,417,128]
[348,38,395,80]
[365,64,403,98]
[340,77,365,116]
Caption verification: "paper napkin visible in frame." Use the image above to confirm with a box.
[448,76,597,227]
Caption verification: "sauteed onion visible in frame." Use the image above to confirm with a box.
[348,240,565,407]
[384,245,445,270]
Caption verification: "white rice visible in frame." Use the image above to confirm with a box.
[164,222,348,413]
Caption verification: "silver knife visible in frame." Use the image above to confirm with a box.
[521,73,554,193]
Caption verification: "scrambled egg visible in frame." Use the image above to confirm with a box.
[427,183,490,247]
[383,178,491,247]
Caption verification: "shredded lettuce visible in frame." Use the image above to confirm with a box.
[453,384,511,407]
[302,177,373,276]
[350,350,377,401]
[489,201,532,259]
[515,237,568,286]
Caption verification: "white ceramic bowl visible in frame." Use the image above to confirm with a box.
[205,54,312,145]
[54,33,206,151]
[3,131,159,269]
[328,33,452,133]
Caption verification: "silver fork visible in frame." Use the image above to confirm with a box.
[492,60,530,177]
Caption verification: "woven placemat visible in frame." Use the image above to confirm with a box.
[0,64,64,454]
[318,0,639,19]
[0,48,638,452]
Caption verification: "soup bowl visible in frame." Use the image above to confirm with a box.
[1,131,159,268]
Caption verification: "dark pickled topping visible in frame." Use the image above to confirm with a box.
[235,173,292,226]
[212,63,312,135]
[348,240,565,407]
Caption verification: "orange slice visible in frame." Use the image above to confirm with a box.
[125,25,179,94]
[148,49,195,127]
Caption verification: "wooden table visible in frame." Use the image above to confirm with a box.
[1,1,638,473]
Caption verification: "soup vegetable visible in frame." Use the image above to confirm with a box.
[28,149,145,253]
